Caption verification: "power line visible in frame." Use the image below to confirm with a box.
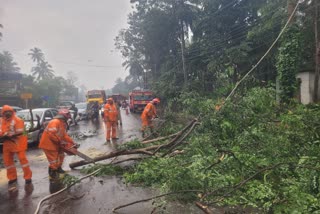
[181,3,288,55]
[185,21,284,62]
[224,0,301,102]
[179,1,313,57]
[180,3,313,62]
[4,51,124,69]
[53,60,123,68]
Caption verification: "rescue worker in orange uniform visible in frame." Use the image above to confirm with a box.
[103,97,118,142]
[39,109,77,181]
[141,98,160,137]
[0,105,33,192]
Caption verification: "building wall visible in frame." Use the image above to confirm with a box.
[296,72,320,104]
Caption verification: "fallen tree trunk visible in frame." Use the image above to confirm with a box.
[70,148,155,168]
[70,118,199,169]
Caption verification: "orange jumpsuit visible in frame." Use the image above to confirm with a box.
[39,118,75,170]
[0,105,32,182]
[141,102,157,132]
[104,103,118,140]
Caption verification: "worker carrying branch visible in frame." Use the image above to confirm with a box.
[141,98,160,138]
[39,109,79,182]
[0,105,33,193]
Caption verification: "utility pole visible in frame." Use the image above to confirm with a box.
[314,0,320,102]
[180,20,187,88]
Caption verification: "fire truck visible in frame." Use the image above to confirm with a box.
[129,89,154,113]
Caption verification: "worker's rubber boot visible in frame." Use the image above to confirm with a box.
[57,167,66,174]
[24,179,34,194]
[8,179,18,192]
[48,167,59,181]
[49,168,64,194]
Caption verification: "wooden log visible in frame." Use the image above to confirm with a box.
[70,148,153,169]
[70,118,199,168]
[69,144,162,169]
[195,202,213,214]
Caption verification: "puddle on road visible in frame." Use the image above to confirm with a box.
[38,176,203,214]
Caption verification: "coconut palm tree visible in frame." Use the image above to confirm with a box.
[28,47,44,63]
[31,61,54,81]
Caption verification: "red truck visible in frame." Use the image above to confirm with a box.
[129,90,153,113]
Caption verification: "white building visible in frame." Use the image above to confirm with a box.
[296,71,320,104]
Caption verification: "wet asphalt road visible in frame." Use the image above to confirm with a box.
[0,110,202,214]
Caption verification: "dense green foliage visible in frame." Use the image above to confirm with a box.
[276,25,302,103]
[115,0,316,102]
[104,1,320,212]
[124,87,320,212]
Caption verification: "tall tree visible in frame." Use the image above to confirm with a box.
[66,71,78,85]
[0,51,20,73]
[28,47,44,63]
[29,47,55,81]
[31,61,54,81]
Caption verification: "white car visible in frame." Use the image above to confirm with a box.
[16,108,59,144]
[75,102,88,120]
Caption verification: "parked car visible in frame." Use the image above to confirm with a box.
[0,106,23,117]
[56,101,75,110]
[75,102,88,120]
[16,108,59,144]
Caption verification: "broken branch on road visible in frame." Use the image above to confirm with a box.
[34,168,101,214]
[69,118,199,169]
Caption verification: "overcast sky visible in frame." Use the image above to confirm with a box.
[0,0,132,90]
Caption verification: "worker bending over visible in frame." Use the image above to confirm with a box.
[141,98,160,138]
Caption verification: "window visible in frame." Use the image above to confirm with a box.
[44,110,53,119]
[133,95,153,101]
[88,94,102,99]
[17,111,43,121]
[51,109,58,116]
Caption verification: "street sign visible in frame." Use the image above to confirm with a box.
[20,93,32,100]
[41,95,49,101]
